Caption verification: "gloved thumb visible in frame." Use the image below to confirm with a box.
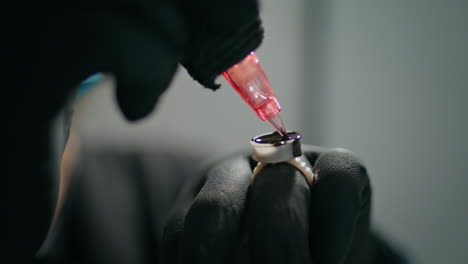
[89,8,184,121]
[112,20,180,121]
[113,34,179,121]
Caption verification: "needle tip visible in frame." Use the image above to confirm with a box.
[268,114,287,137]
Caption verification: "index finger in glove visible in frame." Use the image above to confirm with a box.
[246,158,314,264]
[177,155,252,264]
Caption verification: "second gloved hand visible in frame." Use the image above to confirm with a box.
[6,0,263,123]
[161,145,405,264]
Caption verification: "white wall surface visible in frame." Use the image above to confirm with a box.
[304,1,468,263]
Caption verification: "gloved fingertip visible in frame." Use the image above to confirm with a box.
[105,15,180,122]
[113,52,178,121]
[313,149,369,203]
[202,80,220,91]
[116,88,159,121]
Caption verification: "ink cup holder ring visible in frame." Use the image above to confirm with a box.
[250,131,316,186]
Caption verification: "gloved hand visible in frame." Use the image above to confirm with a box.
[161,145,406,264]
[6,0,263,123]
[5,0,262,261]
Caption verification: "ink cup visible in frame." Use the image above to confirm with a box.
[250,131,303,163]
[250,131,316,186]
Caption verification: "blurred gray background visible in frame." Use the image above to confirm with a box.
[73,0,468,263]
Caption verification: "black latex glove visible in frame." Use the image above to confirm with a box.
[6,0,186,122]
[161,145,406,264]
[179,0,264,89]
[6,0,262,123]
